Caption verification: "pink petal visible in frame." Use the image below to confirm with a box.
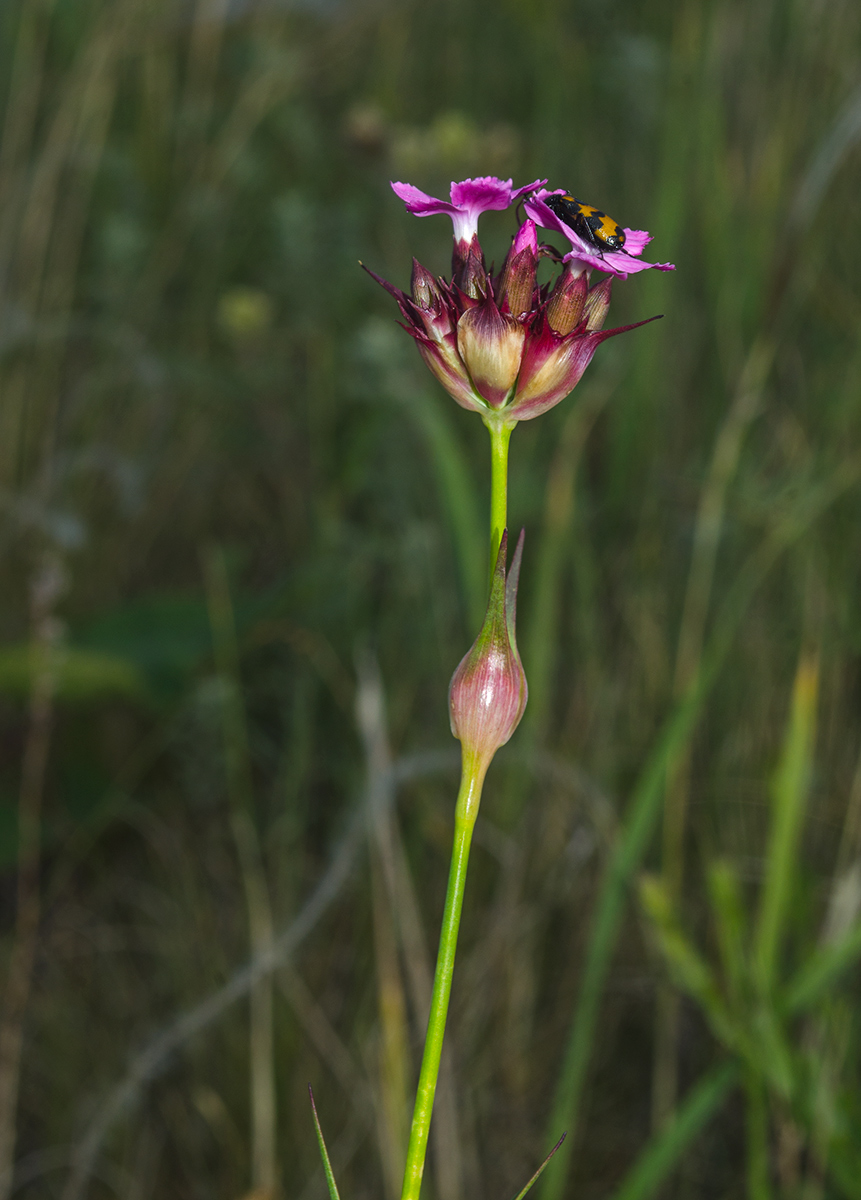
[620,228,652,256]
[391,181,457,218]
[511,219,538,256]
[449,176,515,212]
[566,248,674,279]
[393,177,550,244]
[511,178,548,202]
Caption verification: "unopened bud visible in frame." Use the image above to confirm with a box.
[456,298,525,409]
[411,259,441,310]
[449,529,528,795]
[546,263,588,334]
[583,276,613,331]
[498,220,538,317]
[452,235,488,299]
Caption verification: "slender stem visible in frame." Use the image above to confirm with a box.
[744,1070,772,1200]
[486,419,514,582]
[400,758,485,1200]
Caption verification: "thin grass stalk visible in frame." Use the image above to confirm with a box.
[0,557,63,1200]
[402,386,485,633]
[0,8,125,1185]
[524,389,606,740]
[753,651,819,997]
[0,3,122,499]
[610,0,702,503]
[355,659,413,1199]
[610,1063,738,1200]
[0,0,55,274]
[181,0,232,180]
[355,658,462,1200]
[60,751,387,1200]
[370,860,412,1200]
[745,1070,772,1200]
[204,547,278,1198]
[653,336,773,1124]
[539,667,718,1200]
[279,965,366,1101]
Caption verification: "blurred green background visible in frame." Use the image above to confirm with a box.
[1,0,861,1197]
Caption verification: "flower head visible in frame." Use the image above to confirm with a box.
[366,178,672,423]
[449,529,527,788]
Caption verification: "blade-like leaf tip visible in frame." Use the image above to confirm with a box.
[309,1085,342,1200]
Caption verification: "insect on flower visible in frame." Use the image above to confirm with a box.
[364,176,675,424]
[543,192,628,256]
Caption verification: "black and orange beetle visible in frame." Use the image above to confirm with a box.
[544,192,628,255]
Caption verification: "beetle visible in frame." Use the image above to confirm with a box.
[543,192,628,255]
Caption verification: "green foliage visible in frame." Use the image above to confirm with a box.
[639,656,861,1194]
[310,1088,343,1200]
[0,644,146,703]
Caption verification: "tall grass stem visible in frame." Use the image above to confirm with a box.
[204,547,278,1197]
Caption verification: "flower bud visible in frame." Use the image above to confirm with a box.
[545,262,588,334]
[449,530,528,788]
[583,276,613,330]
[453,234,488,299]
[411,258,442,310]
[498,220,538,317]
[456,298,525,408]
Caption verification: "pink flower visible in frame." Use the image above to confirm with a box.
[363,219,660,422]
[391,176,546,245]
[449,529,527,788]
[523,188,675,280]
[392,176,546,288]
[366,178,671,423]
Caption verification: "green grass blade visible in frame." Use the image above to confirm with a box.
[784,918,861,1014]
[610,1063,738,1200]
[639,875,735,1048]
[753,653,819,997]
[309,1087,342,1200]
[405,386,485,630]
[707,860,748,1014]
[539,654,720,1200]
[744,1069,772,1200]
[538,479,848,1200]
[524,391,606,739]
[510,1134,567,1200]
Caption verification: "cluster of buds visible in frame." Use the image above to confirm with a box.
[366,176,672,779]
[365,176,673,424]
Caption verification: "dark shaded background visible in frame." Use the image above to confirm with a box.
[1,0,861,1196]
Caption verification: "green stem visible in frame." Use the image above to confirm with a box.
[745,1070,772,1200]
[400,757,485,1200]
[486,419,514,582]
